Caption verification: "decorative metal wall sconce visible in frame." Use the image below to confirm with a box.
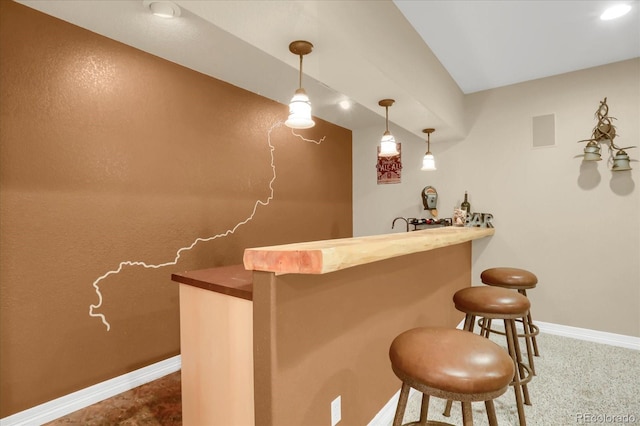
[578,97,635,171]
[378,99,399,157]
[285,40,315,129]
[421,128,436,171]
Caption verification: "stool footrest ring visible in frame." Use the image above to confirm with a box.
[513,362,533,387]
[479,317,539,339]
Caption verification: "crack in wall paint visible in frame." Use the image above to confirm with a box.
[89,121,326,331]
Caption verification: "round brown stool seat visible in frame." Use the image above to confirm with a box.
[480,267,540,374]
[454,286,531,317]
[481,267,537,290]
[448,286,533,426]
[390,327,514,426]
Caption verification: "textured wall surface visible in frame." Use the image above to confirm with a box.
[0,1,352,417]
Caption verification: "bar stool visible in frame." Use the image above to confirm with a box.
[446,286,533,426]
[389,327,515,426]
[480,267,540,374]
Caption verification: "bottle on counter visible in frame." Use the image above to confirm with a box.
[461,191,471,213]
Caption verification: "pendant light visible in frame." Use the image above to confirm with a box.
[378,99,399,157]
[285,40,315,129]
[421,128,437,171]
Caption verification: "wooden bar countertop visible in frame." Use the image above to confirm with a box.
[243,226,494,275]
[171,264,253,300]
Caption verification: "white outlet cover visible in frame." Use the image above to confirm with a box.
[331,395,341,426]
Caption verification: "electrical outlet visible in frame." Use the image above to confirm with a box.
[331,395,341,426]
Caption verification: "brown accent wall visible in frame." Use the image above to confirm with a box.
[0,1,352,417]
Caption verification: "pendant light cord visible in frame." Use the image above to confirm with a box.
[385,106,389,132]
[298,54,303,89]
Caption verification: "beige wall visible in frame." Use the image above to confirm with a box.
[354,58,640,337]
[0,1,352,417]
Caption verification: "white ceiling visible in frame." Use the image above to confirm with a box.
[394,0,640,94]
[17,0,640,142]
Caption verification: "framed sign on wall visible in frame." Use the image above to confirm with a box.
[376,143,402,184]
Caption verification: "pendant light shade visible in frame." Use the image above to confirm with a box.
[422,153,436,170]
[378,99,399,157]
[612,149,631,171]
[421,128,436,171]
[285,41,315,129]
[582,140,602,161]
[380,131,397,156]
[286,89,314,129]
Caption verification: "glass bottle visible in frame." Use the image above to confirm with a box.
[461,191,471,213]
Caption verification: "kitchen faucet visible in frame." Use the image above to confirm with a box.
[392,217,409,232]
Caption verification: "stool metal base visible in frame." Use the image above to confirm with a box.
[479,317,539,372]
[479,290,540,376]
[394,386,501,426]
[445,316,532,426]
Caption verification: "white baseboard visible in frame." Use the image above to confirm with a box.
[461,318,639,350]
[0,355,181,426]
[535,320,640,350]
[368,321,639,425]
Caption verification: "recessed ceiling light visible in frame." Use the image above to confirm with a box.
[600,4,631,20]
[143,1,181,18]
[338,99,352,110]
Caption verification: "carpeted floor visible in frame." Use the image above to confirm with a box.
[44,332,639,425]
